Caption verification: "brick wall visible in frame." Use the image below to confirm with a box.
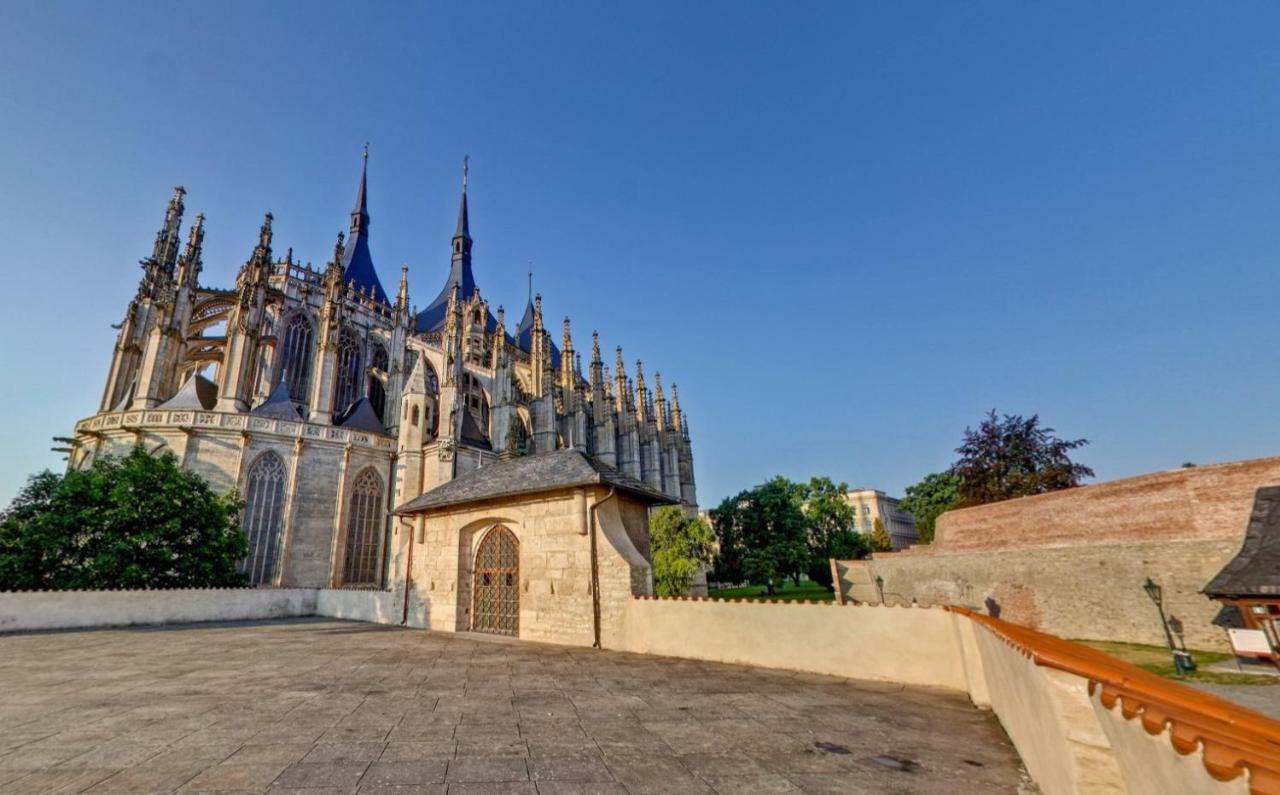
[934,456,1280,551]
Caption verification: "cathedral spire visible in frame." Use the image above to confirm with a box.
[417,156,478,331]
[350,143,370,237]
[456,155,471,241]
[339,145,388,305]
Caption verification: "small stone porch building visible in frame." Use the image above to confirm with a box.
[1205,485,1280,661]
[393,448,675,646]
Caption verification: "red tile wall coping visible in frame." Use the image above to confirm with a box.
[932,455,1280,553]
[631,595,925,607]
[947,605,1280,793]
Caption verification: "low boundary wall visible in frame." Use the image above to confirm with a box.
[608,596,970,691]
[0,588,403,633]
[0,588,319,632]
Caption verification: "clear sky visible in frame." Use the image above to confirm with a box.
[3,2,1280,509]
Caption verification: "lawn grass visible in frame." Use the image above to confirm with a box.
[1075,639,1279,686]
[708,580,835,602]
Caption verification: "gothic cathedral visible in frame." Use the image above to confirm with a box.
[69,154,697,602]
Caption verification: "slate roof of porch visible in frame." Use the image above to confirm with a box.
[394,448,675,513]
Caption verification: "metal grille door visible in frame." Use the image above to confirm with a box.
[473,526,519,636]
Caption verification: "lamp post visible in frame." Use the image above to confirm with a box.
[1143,577,1195,675]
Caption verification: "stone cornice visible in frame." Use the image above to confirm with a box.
[75,409,395,452]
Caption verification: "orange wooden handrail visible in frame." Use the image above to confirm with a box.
[946,605,1280,794]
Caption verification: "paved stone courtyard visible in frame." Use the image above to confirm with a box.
[0,619,1028,794]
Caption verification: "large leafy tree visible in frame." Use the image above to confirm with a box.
[799,476,868,586]
[897,471,961,544]
[950,410,1093,507]
[710,476,809,594]
[649,506,716,596]
[0,446,249,590]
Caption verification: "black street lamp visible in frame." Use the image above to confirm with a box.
[1142,577,1196,675]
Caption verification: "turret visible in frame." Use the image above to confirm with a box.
[589,332,617,467]
[307,232,348,425]
[101,187,188,411]
[214,212,274,412]
[175,213,204,290]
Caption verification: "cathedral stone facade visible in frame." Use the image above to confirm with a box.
[69,155,698,624]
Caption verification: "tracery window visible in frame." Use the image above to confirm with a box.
[238,451,287,585]
[424,361,440,394]
[368,343,389,425]
[280,313,314,402]
[341,468,383,586]
[334,327,363,416]
[462,372,489,431]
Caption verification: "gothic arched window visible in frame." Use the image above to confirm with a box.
[334,328,363,417]
[463,372,489,432]
[341,468,383,586]
[280,313,314,402]
[368,343,389,425]
[239,451,287,585]
[424,361,440,394]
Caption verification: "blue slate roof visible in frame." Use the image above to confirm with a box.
[334,396,388,435]
[512,299,562,367]
[250,376,302,420]
[416,258,479,332]
[340,159,390,305]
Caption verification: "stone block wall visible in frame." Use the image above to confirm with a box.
[839,538,1240,650]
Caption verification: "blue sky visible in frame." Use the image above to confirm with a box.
[3,2,1280,508]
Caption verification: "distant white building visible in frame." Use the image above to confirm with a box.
[846,489,919,550]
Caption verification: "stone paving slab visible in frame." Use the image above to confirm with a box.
[0,619,1028,794]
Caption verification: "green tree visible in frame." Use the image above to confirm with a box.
[0,446,249,590]
[869,518,893,552]
[649,506,716,596]
[800,476,868,587]
[710,476,809,594]
[951,410,1093,507]
[897,471,961,544]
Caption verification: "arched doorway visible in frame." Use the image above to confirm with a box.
[472,526,519,636]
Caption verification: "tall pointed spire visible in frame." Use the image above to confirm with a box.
[455,155,471,241]
[339,144,388,304]
[350,143,370,237]
[417,155,478,332]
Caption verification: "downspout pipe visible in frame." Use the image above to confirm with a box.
[400,515,415,626]
[588,486,617,649]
